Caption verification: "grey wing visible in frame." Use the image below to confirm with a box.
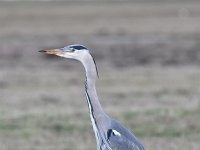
[104,119,145,150]
[106,129,144,150]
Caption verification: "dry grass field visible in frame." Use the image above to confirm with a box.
[0,1,200,150]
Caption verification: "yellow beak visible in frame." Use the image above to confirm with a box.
[38,49,64,55]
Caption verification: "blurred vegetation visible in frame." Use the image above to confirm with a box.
[0,1,200,150]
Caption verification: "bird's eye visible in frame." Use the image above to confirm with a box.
[69,48,75,52]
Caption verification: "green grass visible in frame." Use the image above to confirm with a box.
[119,107,200,137]
[0,107,199,138]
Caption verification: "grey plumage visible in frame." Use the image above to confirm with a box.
[39,44,145,150]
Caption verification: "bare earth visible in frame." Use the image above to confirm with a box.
[0,1,200,150]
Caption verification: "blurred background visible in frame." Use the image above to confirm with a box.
[0,0,200,150]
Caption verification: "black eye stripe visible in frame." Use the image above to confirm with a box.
[69,45,87,50]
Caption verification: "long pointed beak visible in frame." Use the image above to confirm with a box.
[38,49,64,55]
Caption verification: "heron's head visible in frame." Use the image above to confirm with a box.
[39,44,89,61]
[39,44,99,77]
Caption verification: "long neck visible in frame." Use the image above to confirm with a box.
[81,53,105,119]
[80,53,108,148]
[80,53,109,145]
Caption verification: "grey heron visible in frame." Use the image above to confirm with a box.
[39,44,145,150]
